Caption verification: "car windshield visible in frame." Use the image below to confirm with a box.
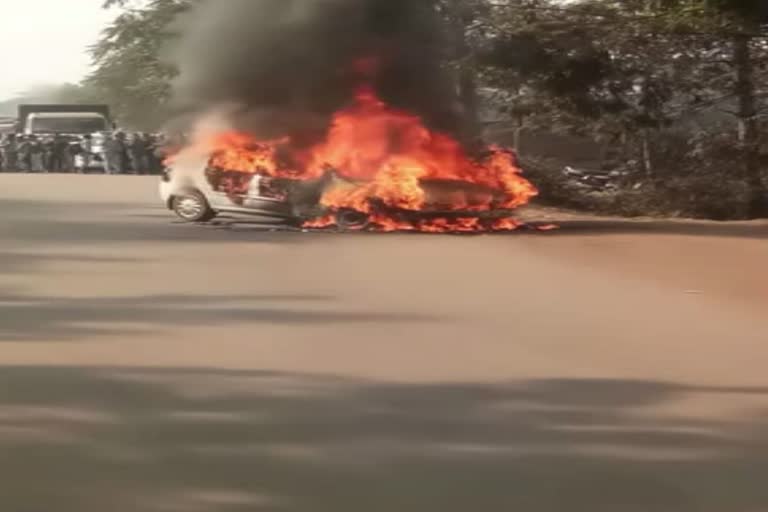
[30,116,108,134]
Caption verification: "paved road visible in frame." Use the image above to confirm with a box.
[1,174,767,512]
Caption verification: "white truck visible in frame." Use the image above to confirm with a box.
[19,104,113,135]
[18,104,115,172]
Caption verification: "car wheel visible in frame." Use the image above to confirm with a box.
[172,191,217,222]
[335,208,370,230]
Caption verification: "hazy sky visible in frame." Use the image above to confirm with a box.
[0,0,116,99]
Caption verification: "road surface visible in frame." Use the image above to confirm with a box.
[1,174,767,512]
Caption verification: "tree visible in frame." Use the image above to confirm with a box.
[475,1,675,169]
[472,0,768,216]
[87,0,194,129]
[438,0,490,144]
[648,0,768,215]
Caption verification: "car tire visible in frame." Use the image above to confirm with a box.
[335,208,371,230]
[171,191,217,222]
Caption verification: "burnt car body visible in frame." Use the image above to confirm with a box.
[160,156,519,228]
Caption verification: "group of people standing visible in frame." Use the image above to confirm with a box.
[98,132,166,175]
[0,133,75,173]
[0,132,169,174]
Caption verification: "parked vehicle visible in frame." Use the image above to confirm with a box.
[562,165,637,191]
[19,105,114,172]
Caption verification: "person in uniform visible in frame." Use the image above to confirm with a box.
[51,134,73,172]
[103,133,125,174]
[75,134,93,173]
[0,134,18,171]
[114,131,129,174]
[29,136,45,172]
[127,132,149,175]
[17,136,31,172]
[42,136,56,172]
[143,133,160,174]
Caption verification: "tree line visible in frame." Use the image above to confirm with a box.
[24,0,765,218]
[467,0,768,218]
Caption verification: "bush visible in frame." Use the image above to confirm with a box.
[520,136,758,220]
[521,156,612,212]
[654,176,751,220]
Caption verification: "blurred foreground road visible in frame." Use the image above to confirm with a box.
[1,174,767,512]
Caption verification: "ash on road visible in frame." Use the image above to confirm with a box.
[1,174,767,512]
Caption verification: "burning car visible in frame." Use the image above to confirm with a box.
[161,160,527,231]
[160,87,539,232]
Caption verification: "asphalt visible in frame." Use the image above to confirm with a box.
[1,173,767,512]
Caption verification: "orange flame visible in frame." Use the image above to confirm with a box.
[302,215,336,229]
[209,133,290,177]
[201,86,540,233]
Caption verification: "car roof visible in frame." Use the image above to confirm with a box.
[28,112,106,119]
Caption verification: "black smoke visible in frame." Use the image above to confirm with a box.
[171,0,461,144]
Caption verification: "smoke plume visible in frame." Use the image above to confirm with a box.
[171,0,460,144]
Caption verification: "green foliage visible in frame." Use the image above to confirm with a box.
[86,0,194,129]
[472,0,768,218]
